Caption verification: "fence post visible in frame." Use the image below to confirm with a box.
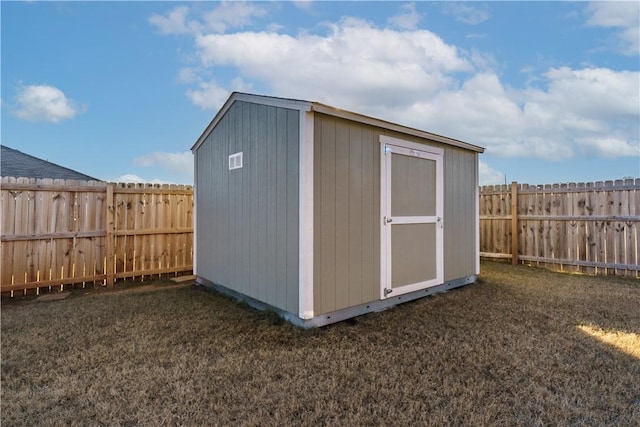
[511,181,518,265]
[106,183,115,286]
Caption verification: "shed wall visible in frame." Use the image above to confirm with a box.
[443,147,478,280]
[195,101,299,314]
[313,113,477,315]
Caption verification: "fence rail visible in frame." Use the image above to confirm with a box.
[479,179,640,276]
[1,177,193,295]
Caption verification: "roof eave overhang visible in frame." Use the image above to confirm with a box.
[191,92,312,152]
[192,92,484,154]
[309,103,485,153]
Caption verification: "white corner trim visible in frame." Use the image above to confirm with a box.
[379,140,389,300]
[193,156,198,276]
[299,110,314,319]
[475,154,480,275]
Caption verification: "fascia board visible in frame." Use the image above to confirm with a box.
[191,92,312,152]
[310,103,485,153]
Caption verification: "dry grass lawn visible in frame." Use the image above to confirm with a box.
[2,262,639,426]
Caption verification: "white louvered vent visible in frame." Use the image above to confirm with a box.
[228,152,243,170]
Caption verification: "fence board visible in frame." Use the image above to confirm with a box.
[480,179,640,277]
[1,178,193,295]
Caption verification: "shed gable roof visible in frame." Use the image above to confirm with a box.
[192,92,484,153]
[0,145,99,181]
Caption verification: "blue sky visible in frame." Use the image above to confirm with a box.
[2,1,639,185]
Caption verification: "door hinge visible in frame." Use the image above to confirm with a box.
[384,145,391,154]
[384,288,393,296]
[384,216,393,225]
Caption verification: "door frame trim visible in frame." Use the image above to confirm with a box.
[379,135,444,300]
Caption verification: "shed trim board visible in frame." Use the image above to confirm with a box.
[475,158,480,275]
[192,92,483,327]
[298,110,314,319]
[311,103,482,154]
[192,93,312,152]
[193,153,198,277]
[192,93,484,154]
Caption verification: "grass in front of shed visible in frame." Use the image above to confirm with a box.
[1,262,639,426]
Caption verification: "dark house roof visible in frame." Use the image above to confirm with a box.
[0,145,99,181]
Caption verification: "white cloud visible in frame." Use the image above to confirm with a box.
[13,84,83,123]
[186,80,229,110]
[414,67,639,160]
[177,67,200,84]
[193,17,471,111]
[155,11,639,163]
[134,151,193,178]
[203,1,267,33]
[442,3,490,25]
[533,67,639,120]
[586,1,639,28]
[293,1,314,12]
[148,6,194,35]
[149,2,267,35]
[577,137,640,158]
[388,3,422,30]
[586,1,640,55]
[479,161,504,186]
[186,77,252,110]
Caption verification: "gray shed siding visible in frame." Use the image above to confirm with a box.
[313,113,477,316]
[195,101,299,314]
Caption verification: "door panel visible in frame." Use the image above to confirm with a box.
[391,154,437,217]
[380,136,443,299]
[391,223,437,288]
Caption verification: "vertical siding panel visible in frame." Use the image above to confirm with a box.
[215,119,226,283]
[444,149,453,280]
[221,106,231,287]
[372,132,381,300]
[443,147,476,281]
[361,127,377,303]
[320,116,337,313]
[265,106,278,307]
[246,105,254,295]
[466,153,476,275]
[348,125,363,307]
[286,109,299,313]
[275,108,288,308]
[217,110,229,283]
[205,123,215,280]
[445,149,454,279]
[240,103,249,292]
[313,119,324,315]
[245,102,253,291]
[256,104,268,303]
[240,103,250,294]
[334,120,350,310]
[231,103,241,293]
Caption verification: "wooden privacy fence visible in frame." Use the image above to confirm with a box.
[480,179,640,276]
[1,177,193,295]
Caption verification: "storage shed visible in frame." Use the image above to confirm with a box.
[192,92,485,327]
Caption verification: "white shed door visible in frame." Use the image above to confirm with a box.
[380,137,443,299]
